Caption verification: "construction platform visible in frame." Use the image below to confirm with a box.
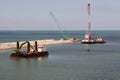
[10,41,48,58]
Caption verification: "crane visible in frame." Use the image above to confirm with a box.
[12,41,34,54]
[49,11,70,40]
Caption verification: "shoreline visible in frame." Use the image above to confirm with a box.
[0,39,78,50]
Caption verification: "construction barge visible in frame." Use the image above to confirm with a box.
[81,1,106,44]
[10,41,48,58]
[81,33,106,44]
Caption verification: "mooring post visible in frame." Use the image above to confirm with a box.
[16,41,19,49]
[27,42,30,53]
[35,41,38,52]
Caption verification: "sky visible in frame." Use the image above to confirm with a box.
[0,0,120,30]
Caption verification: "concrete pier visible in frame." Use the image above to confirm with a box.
[0,39,78,50]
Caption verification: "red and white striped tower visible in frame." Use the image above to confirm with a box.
[88,0,91,34]
[87,0,93,40]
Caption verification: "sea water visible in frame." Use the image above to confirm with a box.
[0,30,120,80]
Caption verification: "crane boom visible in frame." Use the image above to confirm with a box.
[49,12,69,40]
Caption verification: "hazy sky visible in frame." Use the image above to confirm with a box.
[0,0,120,30]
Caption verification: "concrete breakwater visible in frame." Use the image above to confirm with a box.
[0,39,76,50]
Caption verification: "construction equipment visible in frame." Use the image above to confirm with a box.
[49,11,70,40]
[12,41,34,54]
[81,1,106,44]
[11,41,48,58]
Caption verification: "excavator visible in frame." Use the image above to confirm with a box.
[12,41,34,54]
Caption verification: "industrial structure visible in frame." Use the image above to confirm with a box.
[81,0,106,44]
[10,41,48,58]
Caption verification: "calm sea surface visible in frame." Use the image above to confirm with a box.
[0,30,120,80]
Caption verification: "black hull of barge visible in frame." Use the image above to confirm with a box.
[81,42,96,44]
[81,41,106,44]
[10,51,48,58]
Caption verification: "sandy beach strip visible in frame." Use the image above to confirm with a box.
[0,39,78,50]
